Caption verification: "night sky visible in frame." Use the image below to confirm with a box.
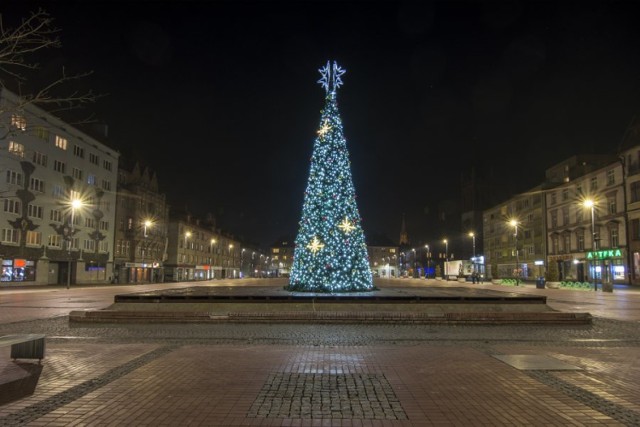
[4,0,640,249]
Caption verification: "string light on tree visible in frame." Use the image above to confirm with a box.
[287,61,374,293]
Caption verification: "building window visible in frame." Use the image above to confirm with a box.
[6,170,23,186]
[73,145,85,158]
[99,220,109,231]
[69,237,79,250]
[610,228,619,247]
[632,181,640,203]
[89,153,99,165]
[8,141,25,158]
[83,239,96,251]
[563,234,571,253]
[87,174,96,185]
[562,207,569,225]
[99,241,109,252]
[50,209,63,222]
[633,219,640,240]
[27,204,43,219]
[29,177,45,193]
[32,151,48,166]
[53,160,66,174]
[606,169,615,186]
[550,192,557,205]
[55,135,68,150]
[11,114,26,131]
[72,168,83,180]
[590,176,598,191]
[562,189,569,201]
[1,229,19,244]
[577,233,584,251]
[102,180,111,191]
[48,234,62,248]
[84,218,95,228]
[551,235,559,254]
[3,199,21,214]
[52,184,64,199]
[33,126,49,141]
[103,160,112,171]
[26,231,42,246]
[576,182,583,196]
[608,197,617,215]
[551,210,558,228]
[576,207,583,223]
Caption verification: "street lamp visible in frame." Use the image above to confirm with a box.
[184,231,191,281]
[210,238,216,279]
[67,198,83,289]
[424,244,430,278]
[510,220,519,286]
[584,199,597,291]
[142,220,153,281]
[143,219,153,238]
[412,248,416,278]
[443,239,448,279]
[469,232,476,277]
[229,244,234,277]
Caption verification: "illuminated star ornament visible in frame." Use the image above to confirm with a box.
[338,217,355,234]
[318,120,331,136]
[306,236,324,254]
[317,60,346,94]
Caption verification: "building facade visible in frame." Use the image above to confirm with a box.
[113,161,169,284]
[0,88,118,285]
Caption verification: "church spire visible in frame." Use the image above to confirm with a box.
[399,213,410,246]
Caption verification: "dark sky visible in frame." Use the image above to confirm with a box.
[5,0,640,249]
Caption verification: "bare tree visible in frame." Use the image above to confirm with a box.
[0,8,101,140]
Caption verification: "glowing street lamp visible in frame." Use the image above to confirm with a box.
[510,220,519,286]
[469,232,476,276]
[584,199,597,291]
[143,219,153,238]
[443,239,448,278]
[67,198,83,289]
[424,244,430,278]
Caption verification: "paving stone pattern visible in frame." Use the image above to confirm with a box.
[248,372,407,420]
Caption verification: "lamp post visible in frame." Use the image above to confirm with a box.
[584,199,597,291]
[510,220,519,286]
[229,244,234,278]
[210,238,216,279]
[184,231,191,281]
[67,199,82,289]
[443,239,448,279]
[469,232,476,276]
[143,220,153,282]
[424,244,430,278]
[412,248,416,278]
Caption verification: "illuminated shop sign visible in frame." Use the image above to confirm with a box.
[586,249,622,260]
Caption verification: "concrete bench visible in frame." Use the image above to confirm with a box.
[0,334,46,361]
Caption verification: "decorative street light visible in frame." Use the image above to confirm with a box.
[510,220,519,286]
[143,219,153,238]
[469,232,476,276]
[412,248,416,278]
[424,244,430,278]
[584,199,597,291]
[210,238,217,279]
[443,239,448,279]
[184,231,191,281]
[67,198,83,289]
[229,244,234,277]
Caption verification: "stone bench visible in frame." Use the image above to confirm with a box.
[0,334,46,362]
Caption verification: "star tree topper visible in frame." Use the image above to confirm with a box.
[318,61,346,94]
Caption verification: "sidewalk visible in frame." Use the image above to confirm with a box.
[0,278,639,426]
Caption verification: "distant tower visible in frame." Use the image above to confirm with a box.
[399,213,410,246]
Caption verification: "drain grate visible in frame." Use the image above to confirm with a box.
[248,372,407,420]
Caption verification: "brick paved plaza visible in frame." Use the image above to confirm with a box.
[0,278,639,426]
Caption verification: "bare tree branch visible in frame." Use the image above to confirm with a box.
[0,8,103,126]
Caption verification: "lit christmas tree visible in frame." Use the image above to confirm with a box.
[287,61,374,293]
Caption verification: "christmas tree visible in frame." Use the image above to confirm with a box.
[287,61,374,293]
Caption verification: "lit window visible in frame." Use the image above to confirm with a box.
[8,141,25,157]
[26,231,42,246]
[87,174,96,185]
[48,235,62,248]
[55,135,68,150]
[11,114,26,131]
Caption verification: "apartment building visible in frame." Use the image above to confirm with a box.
[164,214,242,281]
[0,88,119,285]
[113,161,169,283]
